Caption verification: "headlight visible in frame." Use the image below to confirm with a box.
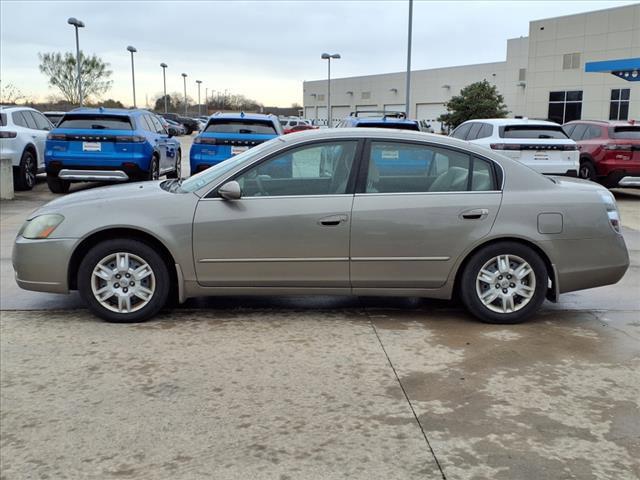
[598,190,621,234]
[20,214,65,239]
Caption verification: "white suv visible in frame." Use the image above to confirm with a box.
[451,118,579,176]
[0,106,53,190]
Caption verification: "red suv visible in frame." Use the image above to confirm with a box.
[563,120,640,187]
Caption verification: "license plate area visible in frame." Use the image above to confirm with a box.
[83,142,102,152]
[231,146,249,155]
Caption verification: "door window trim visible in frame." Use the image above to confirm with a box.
[203,138,365,199]
[354,138,504,195]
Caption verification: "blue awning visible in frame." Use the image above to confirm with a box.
[585,58,640,81]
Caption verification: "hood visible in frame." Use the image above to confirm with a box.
[31,181,168,218]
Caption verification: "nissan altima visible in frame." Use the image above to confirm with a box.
[12,128,629,324]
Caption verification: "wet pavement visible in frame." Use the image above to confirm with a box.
[1,161,639,479]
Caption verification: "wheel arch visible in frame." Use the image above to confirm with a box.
[68,227,179,301]
[22,143,38,162]
[451,236,556,301]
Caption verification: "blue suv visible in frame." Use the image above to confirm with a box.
[190,112,283,174]
[336,111,420,131]
[45,108,181,193]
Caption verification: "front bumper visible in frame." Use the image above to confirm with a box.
[12,236,77,294]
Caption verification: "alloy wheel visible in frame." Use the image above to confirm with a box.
[91,252,156,313]
[475,254,536,314]
[24,156,35,188]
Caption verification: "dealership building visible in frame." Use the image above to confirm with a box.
[302,4,639,131]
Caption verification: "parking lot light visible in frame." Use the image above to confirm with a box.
[181,73,188,115]
[405,0,413,117]
[196,80,202,116]
[321,53,340,127]
[127,46,137,108]
[160,63,168,113]
[67,17,85,107]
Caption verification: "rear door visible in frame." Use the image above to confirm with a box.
[350,139,502,290]
[24,111,52,168]
[192,139,360,288]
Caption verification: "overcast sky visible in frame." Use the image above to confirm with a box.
[1,0,635,107]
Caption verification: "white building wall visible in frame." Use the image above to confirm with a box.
[303,4,639,126]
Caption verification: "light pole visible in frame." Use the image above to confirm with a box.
[405,0,413,117]
[67,17,85,106]
[160,63,168,113]
[321,53,340,127]
[127,46,137,108]
[196,80,202,116]
[181,73,188,115]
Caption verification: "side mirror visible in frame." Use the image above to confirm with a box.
[166,128,174,138]
[218,181,242,200]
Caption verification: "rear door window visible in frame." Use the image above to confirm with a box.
[478,123,493,139]
[612,126,640,140]
[0,113,6,126]
[204,119,277,135]
[57,115,133,130]
[11,111,28,128]
[500,125,568,139]
[451,123,472,140]
[466,123,482,140]
[569,124,588,141]
[21,111,38,130]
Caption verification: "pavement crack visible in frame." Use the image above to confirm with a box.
[363,308,447,480]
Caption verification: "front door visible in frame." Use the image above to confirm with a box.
[350,140,502,289]
[193,139,360,288]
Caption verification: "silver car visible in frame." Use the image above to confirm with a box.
[12,129,629,324]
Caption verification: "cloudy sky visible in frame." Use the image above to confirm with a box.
[1,0,635,107]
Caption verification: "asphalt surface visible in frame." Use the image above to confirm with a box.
[1,139,639,479]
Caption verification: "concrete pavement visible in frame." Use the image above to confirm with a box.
[1,159,639,479]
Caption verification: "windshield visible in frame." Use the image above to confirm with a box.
[612,126,640,140]
[57,115,133,130]
[179,139,282,192]
[501,125,568,139]
[204,119,277,135]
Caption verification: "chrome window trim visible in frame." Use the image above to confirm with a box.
[199,257,349,263]
[354,190,502,197]
[199,194,354,202]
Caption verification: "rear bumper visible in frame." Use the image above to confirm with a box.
[618,176,640,187]
[58,169,129,181]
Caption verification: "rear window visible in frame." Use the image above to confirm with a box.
[500,125,568,139]
[57,115,133,130]
[612,126,640,140]
[204,119,276,135]
[0,113,5,126]
[357,122,420,131]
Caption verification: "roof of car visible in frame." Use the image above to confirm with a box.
[210,112,278,122]
[463,118,561,126]
[348,117,419,125]
[44,111,67,115]
[0,105,39,112]
[564,119,637,126]
[68,107,145,116]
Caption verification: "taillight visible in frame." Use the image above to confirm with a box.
[490,143,521,150]
[47,133,66,140]
[114,135,145,143]
[0,131,18,138]
[598,190,621,233]
[193,137,216,145]
[563,144,578,150]
[604,144,632,151]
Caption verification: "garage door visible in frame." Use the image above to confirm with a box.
[331,105,352,127]
[304,107,316,122]
[316,106,328,126]
[383,104,405,114]
[416,103,446,133]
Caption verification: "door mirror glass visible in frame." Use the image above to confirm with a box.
[218,181,242,200]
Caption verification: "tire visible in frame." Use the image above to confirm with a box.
[166,150,181,179]
[147,157,160,181]
[78,239,170,323]
[578,160,597,182]
[459,242,548,324]
[13,150,37,191]
[46,174,71,194]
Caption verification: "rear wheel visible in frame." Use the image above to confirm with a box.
[460,242,548,324]
[46,174,71,194]
[78,239,170,323]
[166,150,181,179]
[14,150,37,191]
[579,160,596,181]
[147,157,160,180]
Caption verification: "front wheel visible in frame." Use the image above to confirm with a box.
[78,239,170,323]
[166,150,181,179]
[460,242,548,324]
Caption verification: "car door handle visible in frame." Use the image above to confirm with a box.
[318,214,348,226]
[460,208,489,220]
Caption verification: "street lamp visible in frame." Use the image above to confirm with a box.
[321,53,340,127]
[405,0,413,117]
[160,63,168,113]
[126,46,137,108]
[181,73,188,115]
[205,87,208,114]
[67,17,85,107]
[196,80,202,116]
